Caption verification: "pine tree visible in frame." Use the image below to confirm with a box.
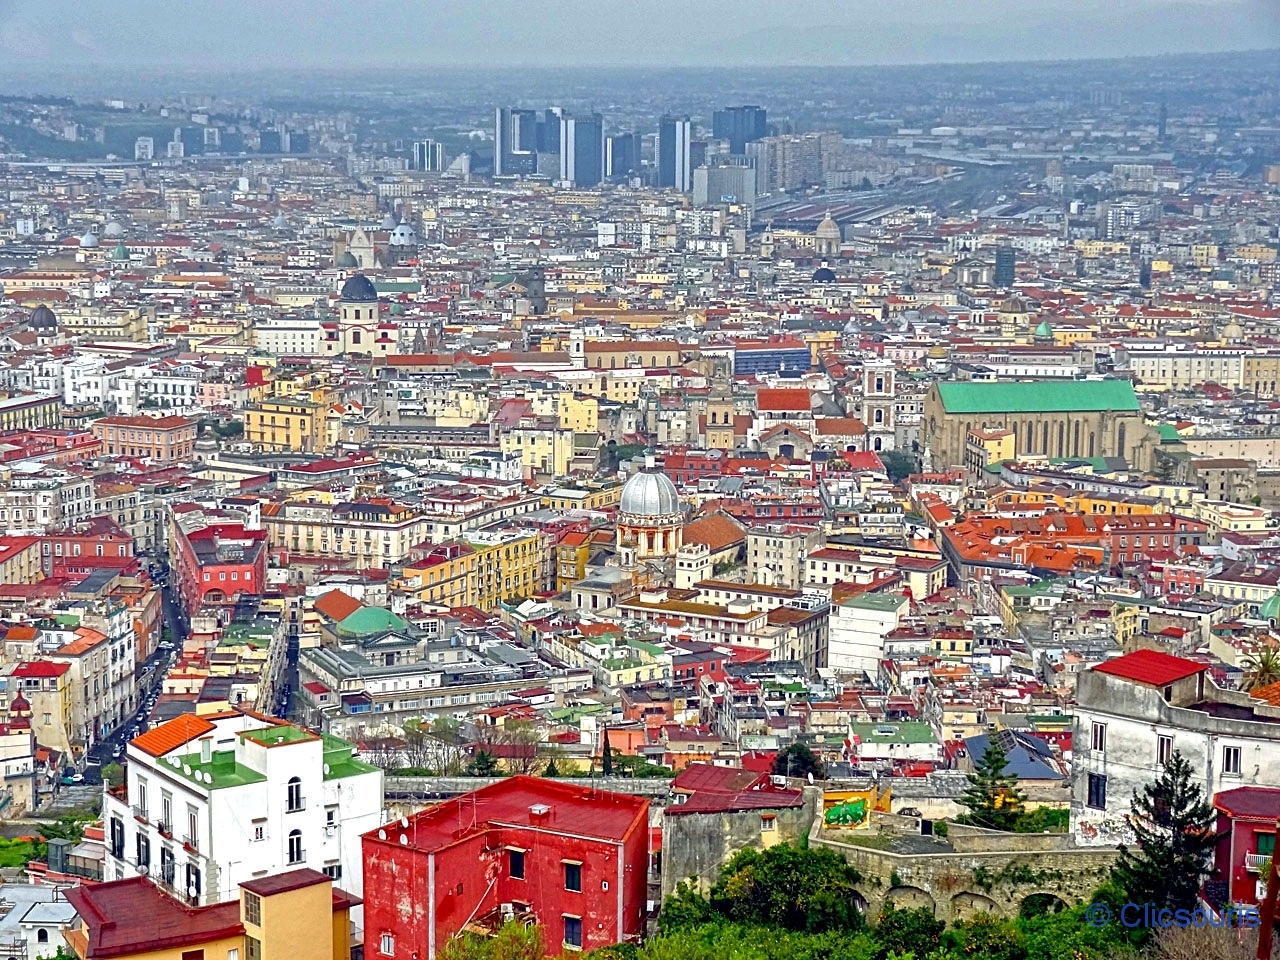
[601,726,613,776]
[959,738,1025,831]
[466,749,498,777]
[1113,751,1217,912]
[543,757,561,778]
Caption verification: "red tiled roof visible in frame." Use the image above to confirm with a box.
[682,513,746,552]
[1092,649,1206,687]
[131,714,216,757]
[756,388,811,412]
[64,877,243,959]
[312,589,363,622]
[671,762,765,794]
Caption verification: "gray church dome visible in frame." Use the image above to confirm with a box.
[619,463,680,518]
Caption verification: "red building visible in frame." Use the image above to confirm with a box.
[1211,786,1280,906]
[171,519,268,616]
[362,777,649,959]
[41,517,138,578]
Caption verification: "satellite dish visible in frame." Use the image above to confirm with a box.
[137,863,149,875]
[187,883,197,897]
[183,764,191,775]
[807,772,814,784]
[400,817,409,829]
[378,829,387,840]
[399,835,408,845]
[323,764,330,775]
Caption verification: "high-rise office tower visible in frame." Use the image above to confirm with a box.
[605,133,640,178]
[258,129,282,153]
[559,113,604,188]
[286,130,309,154]
[994,245,1016,287]
[494,107,538,176]
[712,105,767,154]
[657,116,692,192]
[413,139,447,172]
[134,137,154,161]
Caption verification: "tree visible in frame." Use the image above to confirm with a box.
[1113,750,1217,913]
[499,720,544,775]
[958,739,1026,831]
[438,920,545,960]
[601,727,613,776]
[429,717,468,775]
[707,843,864,933]
[1242,648,1280,691]
[465,749,499,777]
[874,903,945,959]
[881,450,917,483]
[102,763,124,788]
[542,756,561,778]
[773,742,824,780]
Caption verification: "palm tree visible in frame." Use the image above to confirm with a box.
[1242,647,1280,691]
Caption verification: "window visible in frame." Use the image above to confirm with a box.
[509,849,525,880]
[287,777,304,812]
[243,891,261,926]
[1086,773,1107,810]
[1090,722,1106,753]
[563,916,582,950]
[563,862,582,892]
[1157,735,1173,766]
[761,814,777,831]
[245,937,261,960]
[1259,833,1277,857]
[380,934,395,957]
[287,829,304,864]
[136,834,150,868]
[181,952,204,960]
[1224,746,1242,776]
[228,950,239,960]
[323,864,343,880]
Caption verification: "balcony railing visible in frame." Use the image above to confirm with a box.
[156,821,172,838]
[1246,852,1272,872]
[287,849,306,865]
[131,806,148,822]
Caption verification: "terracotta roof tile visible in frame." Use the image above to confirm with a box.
[131,714,216,757]
[312,589,363,622]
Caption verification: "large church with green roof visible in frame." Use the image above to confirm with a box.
[922,378,1160,472]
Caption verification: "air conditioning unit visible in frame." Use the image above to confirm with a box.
[500,903,514,921]
[324,824,337,836]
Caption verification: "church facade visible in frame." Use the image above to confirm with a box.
[922,379,1159,472]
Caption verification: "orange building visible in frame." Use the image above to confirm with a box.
[90,414,197,463]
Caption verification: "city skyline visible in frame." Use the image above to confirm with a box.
[0,0,1275,69]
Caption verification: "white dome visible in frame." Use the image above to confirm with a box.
[380,212,398,230]
[80,232,99,249]
[389,221,417,246]
[620,466,679,518]
[103,221,125,238]
[815,212,841,240]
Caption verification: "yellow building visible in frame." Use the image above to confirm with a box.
[964,428,1016,477]
[245,397,326,452]
[541,481,624,513]
[498,422,576,478]
[1192,244,1220,268]
[64,869,356,960]
[400,528,548,611]
[559,393,599,432]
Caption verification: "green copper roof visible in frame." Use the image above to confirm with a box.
[936,379,1140,414]
[336,606,411,637]
[1034,319,1054,337]
[1260,594,1280,622]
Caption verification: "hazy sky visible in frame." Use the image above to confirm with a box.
[0,0,1276,68]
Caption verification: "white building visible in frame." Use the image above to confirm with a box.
[253,317,325,356]
[827,593,907,676]
[103,713,383,911]
[1071,649,1280,848]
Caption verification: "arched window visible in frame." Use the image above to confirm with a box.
[1117,424,1127,460]
[287,829,303,864]
[1057,422,1065,458]
[286,777,303,812]
[1088,431,1096,457]
[1073,420,1081,457]
[37,930,48,944]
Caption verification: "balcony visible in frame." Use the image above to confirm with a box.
[287,849,306,865]
[1245,852,1272,872]
[157,821,172,838]
[131,806,148,823]
[183,836,199,854]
